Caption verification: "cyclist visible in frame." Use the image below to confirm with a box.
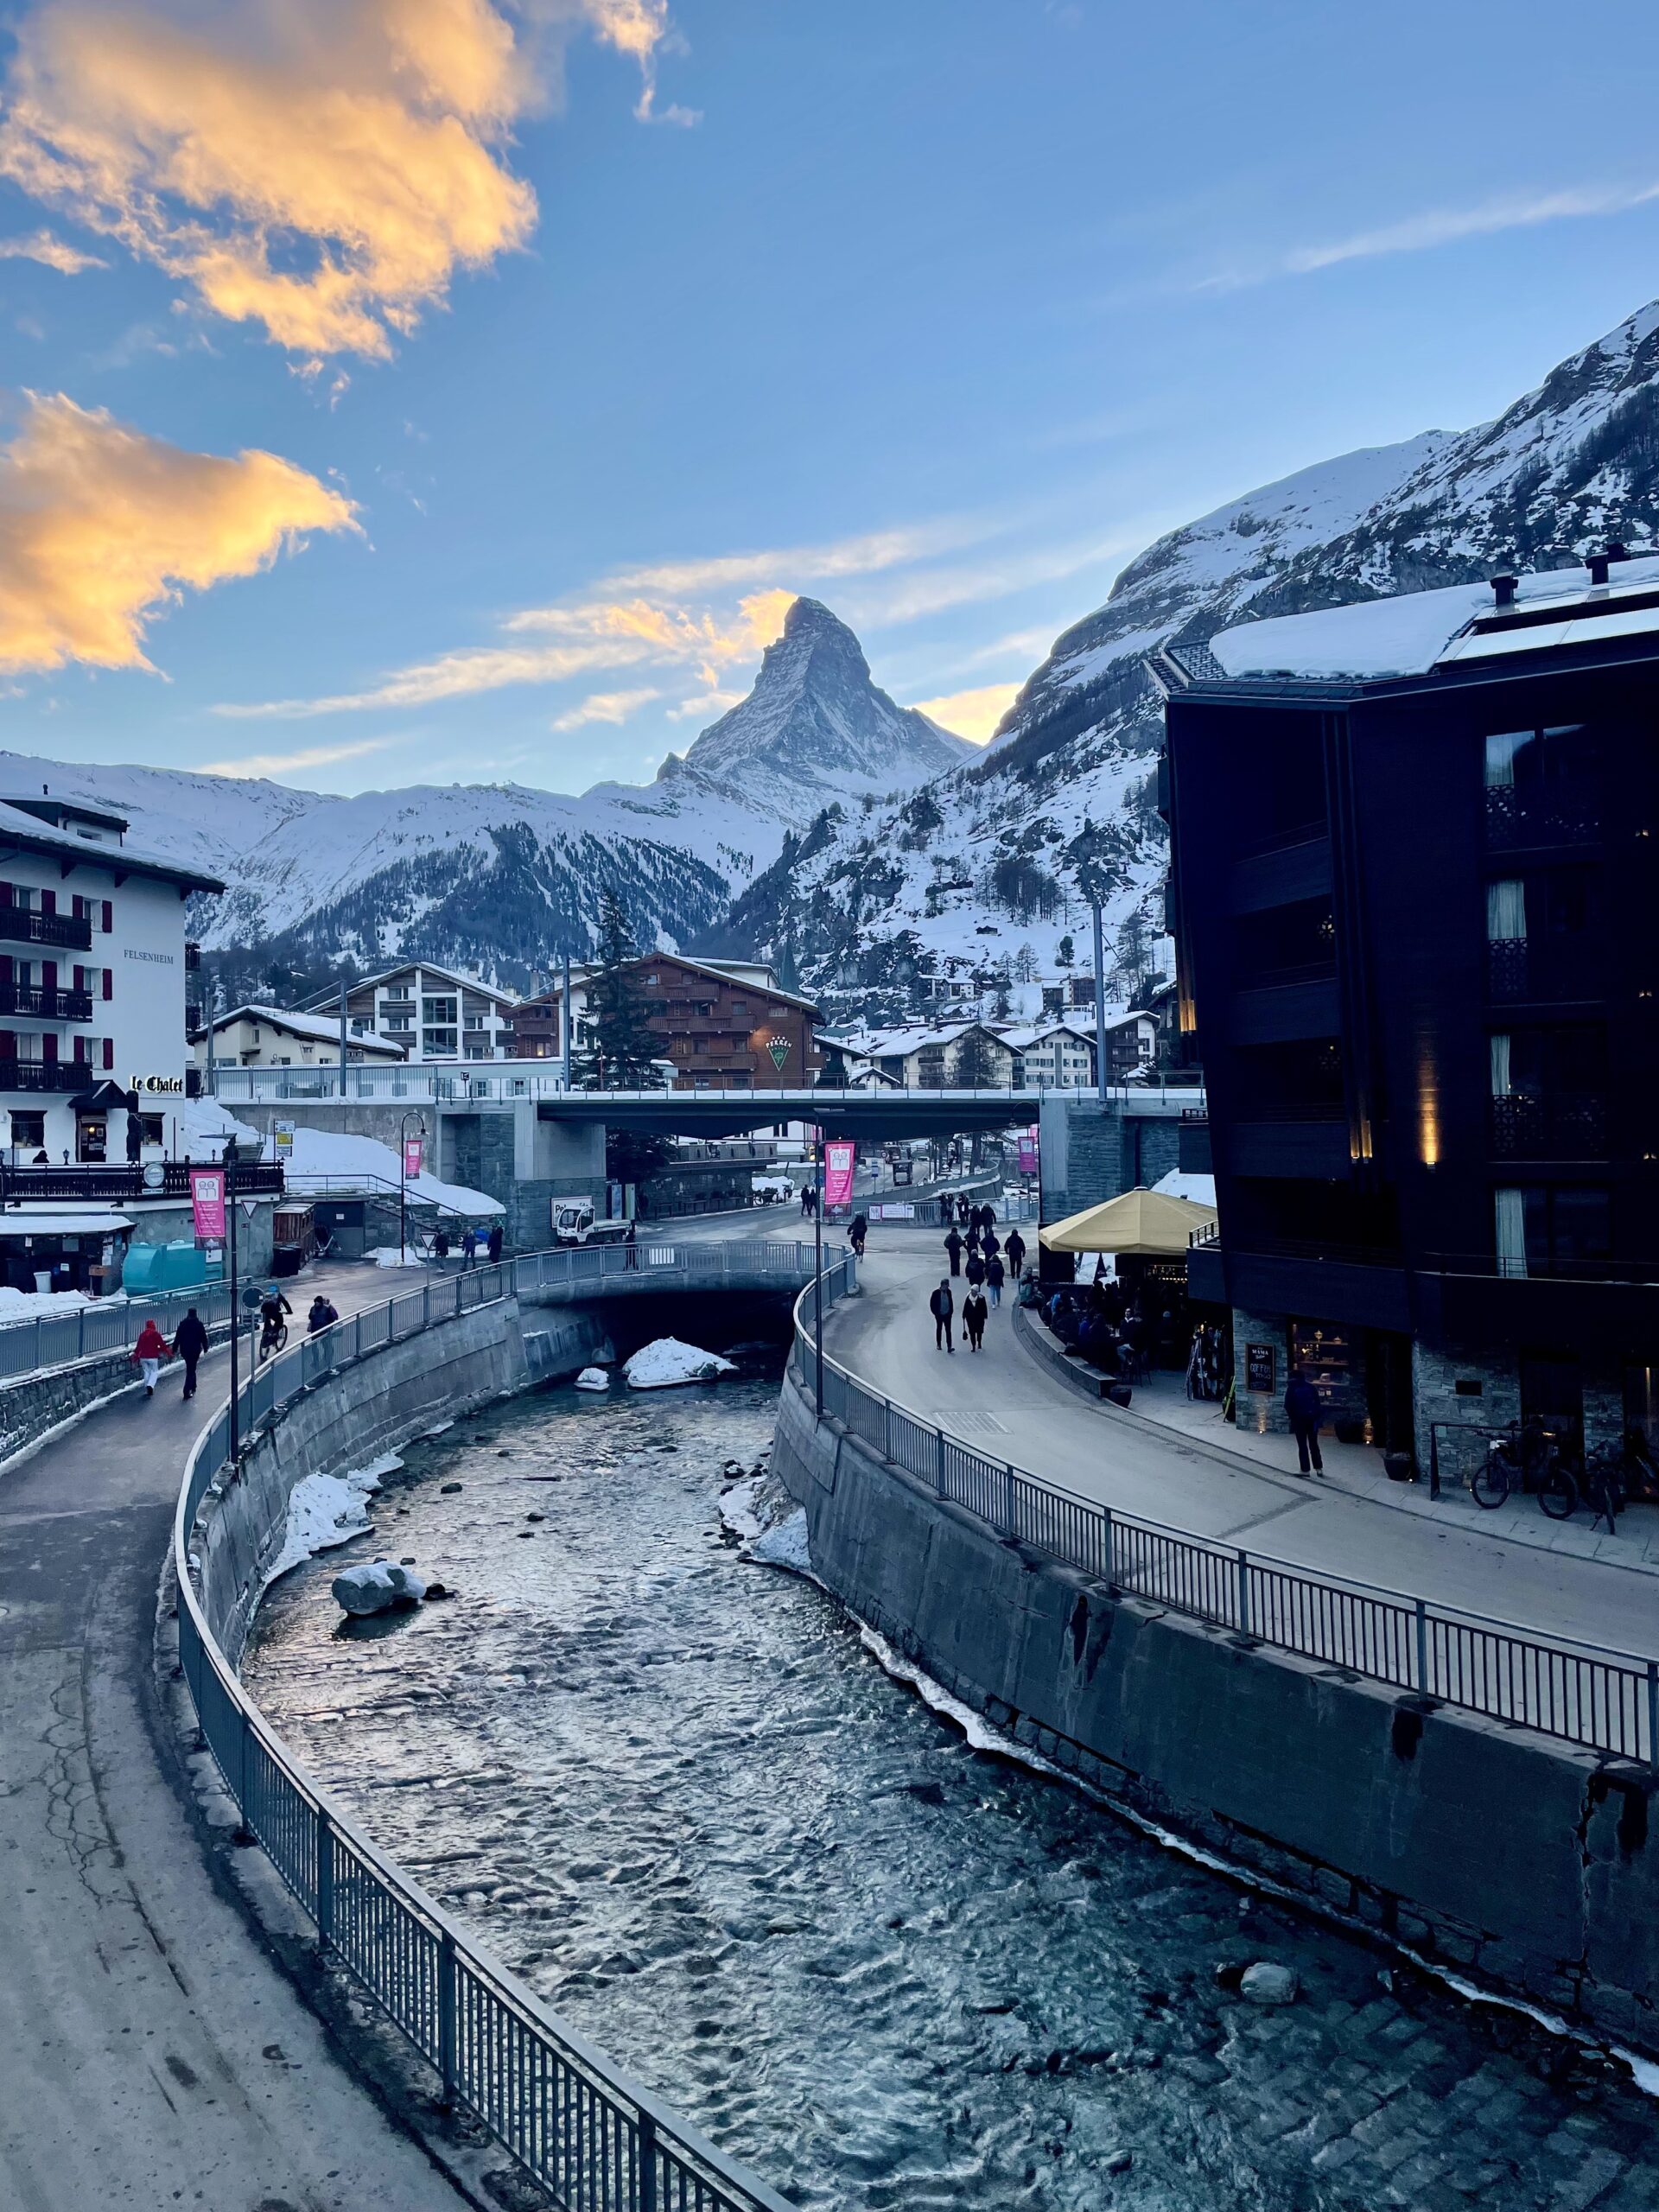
[258,1284,293,1358]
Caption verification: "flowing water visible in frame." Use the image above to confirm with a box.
[244,1363,1659,2212]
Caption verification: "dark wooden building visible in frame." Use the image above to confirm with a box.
[508,956,820,1091]
[1160,550,1659,1472]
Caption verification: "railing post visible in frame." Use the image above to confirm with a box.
[237,1700,251,1817]
[1646,1659,1657,1769]
[1414,1598,1430,1694]
[1003,1465,1016,1536]
[315,1805,335,1944]
[638,2111,658,2212]
[423,1282,430,1329]
[1236,1549,1250,1635]
[437,1927,458,2109]
[1102,1503,1114,1586]
[885,1398,893,1463]
[935,1426,946,1498]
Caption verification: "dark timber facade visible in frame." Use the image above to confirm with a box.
[1162,563,1659,1474]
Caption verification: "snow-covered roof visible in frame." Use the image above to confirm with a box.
[1206,554,1659,683]
[863,1020,1014,1058]
[211,1003,407,1054]
[270,1126,503,1215]
[0,796,225,893]
[343,961,522,1008]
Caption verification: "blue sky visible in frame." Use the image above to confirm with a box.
[3,0,1659,794]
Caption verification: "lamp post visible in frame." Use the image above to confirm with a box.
[1090,896,1108,1106]
[399,1110,426,1264]
[813,1122,824,1421]
[224,1137,240,1464]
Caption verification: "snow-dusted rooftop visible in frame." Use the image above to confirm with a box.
[1205,553,1659,683]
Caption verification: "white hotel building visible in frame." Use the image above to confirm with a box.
[0,792,219,1163]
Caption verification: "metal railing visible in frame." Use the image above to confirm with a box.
[0,1160,284,1203]
[0,1276,240,1380]
[174,1255,793,2212]
[793,1286,1659,1766]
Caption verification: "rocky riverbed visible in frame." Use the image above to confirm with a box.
[243,1369,1659,2211]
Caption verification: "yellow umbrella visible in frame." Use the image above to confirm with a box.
[1038,1185,1216,1256]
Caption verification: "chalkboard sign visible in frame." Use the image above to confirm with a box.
[1246,1342,1275,1395]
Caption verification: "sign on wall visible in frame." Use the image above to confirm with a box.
[403,1135,425,1180]
[130,1074,186,1095]
[1245,1342,1276,1395]
[823,1139,856,1209]
[274,1118,295,1157]
[189,1166,226,1242]
[766,1035,791,1071]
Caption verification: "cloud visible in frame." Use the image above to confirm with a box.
[909,682,1021,744]
[584,518,990,601]
[536,0,697,124]
[0,390,356,673]
[0,226,105,273]
[838,533,1138,630]
[0,0,540,358]
[550,683,660,730]
[667,686,741,721]
[196,736,393,779]
[1200,181,1659,294]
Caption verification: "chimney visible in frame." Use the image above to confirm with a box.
[1606,540,1630,563]
[1587,551,1611,587]
[1491,575,1518,608]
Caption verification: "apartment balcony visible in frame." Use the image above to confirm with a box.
[1485,938,1599,1007]
[0,909,92,952]
[0,1060,97,1094]
[1491,1093,1607,1160]
[0,1160,284,1202]
[1484,789,1598,852]
[1227,1109,1352,1178]
[1227,976,1341,1046]
[0,984,94,1023]
[184,941,201,973]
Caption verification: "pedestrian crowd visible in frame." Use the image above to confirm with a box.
[931,1209,1027,1353]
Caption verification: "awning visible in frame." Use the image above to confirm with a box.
[67,1083,139,1114]
[0,1210,134,1236]
[1038,1185,1217,1256]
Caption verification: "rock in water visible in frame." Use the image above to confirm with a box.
[1240,1961,1300,2006]
[333,1560,428,1617]
[575,1366,611,1391]
[623,1338,738,1390]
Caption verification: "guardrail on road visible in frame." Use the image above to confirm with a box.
[174,1249,793,2212]
[793,1290,1659,1767]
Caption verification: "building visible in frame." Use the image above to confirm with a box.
[508,955,821,1090]
[1160,548,1659,1470]
[863,1021,1021,1089]
[1007,1019,1099,1088]
[320,963,519,1061]
[194,1005,409,1071]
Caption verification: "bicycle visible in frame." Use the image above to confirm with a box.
[257,1321,289,1363]
[1580,1433,1659,1533]
[1470,1421,1578,1519]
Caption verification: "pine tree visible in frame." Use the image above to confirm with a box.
[954,1025,999,1089]
[1057,934,1075,970]
[576,891,661,1089]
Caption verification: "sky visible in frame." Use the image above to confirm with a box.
[2,0,1659,797]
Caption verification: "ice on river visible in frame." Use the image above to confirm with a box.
[623,1337,736,1389]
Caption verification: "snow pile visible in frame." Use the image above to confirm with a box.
[720,1468,813,1576]
[264,1452,401,1587]
[575,1365,610,1391]
[332,1558,427,1617]
[273,1125,503,1216]
[366,1244,429,1268]
[751,1507,810,1572]
[180,1095,259,1154]
[0,1284,103,1317]
[623,1337,736,1389]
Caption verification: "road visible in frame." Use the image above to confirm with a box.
[0,1261,469,2212]
[827,1233,1659,1662]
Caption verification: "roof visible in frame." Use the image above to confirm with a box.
[0,797,225,894]
[332,962,521,1008]
[210,1004,407,1055]
[1039,1185,1216,1255]
[1196,553,1659,686]
[0,1209,135,1236]
[562,951,819,1017]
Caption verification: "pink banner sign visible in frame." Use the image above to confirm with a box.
[189,1166,226,1241]
[403,1136,425,1180]
[1017,1124,1039,1174]
[823,1139,856,1210]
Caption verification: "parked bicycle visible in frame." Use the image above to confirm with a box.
[1470,1419,1578,1518]
[1579,1431,1659,1533]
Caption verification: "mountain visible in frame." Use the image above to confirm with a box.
[709,299,1659,1023]
[0,598,969,993]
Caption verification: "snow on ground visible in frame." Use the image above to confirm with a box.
[623,1338,737,1389]
[271,1125,503,1216]
[0,1285,103,1317]
[181,1095,260,1153]
[263,1452,402,1588]
[720,1471,813,1574]
[365,1244,430,1268]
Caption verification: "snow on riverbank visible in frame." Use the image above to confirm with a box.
[624,1338,736,1389]
[721,1468,812,1573]
[263,1452,403,1588]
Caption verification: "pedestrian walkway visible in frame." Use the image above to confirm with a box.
[827,1238,1659,1660]
[0,1262,467,2211]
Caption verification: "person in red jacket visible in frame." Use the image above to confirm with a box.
[130,1319,172,1399]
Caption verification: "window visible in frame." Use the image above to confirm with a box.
[423,995,458,1023]
[1484,724,1597,848]
[1490,1026,1607,1156]
[10,1110,43,1147]
[1496,1185,1611,1277]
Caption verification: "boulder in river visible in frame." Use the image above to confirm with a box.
[623,1338,738,1390]
[575,1366,611,1391]
[1239,1961,1300,2005]
[333,1560,429,1617]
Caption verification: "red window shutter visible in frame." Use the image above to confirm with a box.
[73,966,84,992]
[0,883,11,906]
[0,1031,13,1058]
[73,1036,86,1064]
[0,957,11,984]
[41,1033,56,1065]
[41,961,55,994]
[103,1038,114,1071]
[40,889,55,918]
[102,969,112,1001]
[102,900,112,933]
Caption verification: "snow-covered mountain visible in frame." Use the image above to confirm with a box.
[0,598,969,990]
[709,299,1659,1022]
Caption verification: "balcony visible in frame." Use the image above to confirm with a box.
[1491,1093,1607,1160]
[184,941,201,973]
[1485,938,1599,1007]
[0,984,94,1022]
[1227,976,1340,1046]
[1484,789,1597,852]
[0,1160,284,1201]
[0,1060,97,1093]
[0,908,92,952]
[1228,1111,1351,1178]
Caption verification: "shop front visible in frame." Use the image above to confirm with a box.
[0,1209,132,1294]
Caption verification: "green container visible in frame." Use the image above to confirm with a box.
[122,1239,221,1295]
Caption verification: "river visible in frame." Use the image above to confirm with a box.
[244,1359,1659,2211]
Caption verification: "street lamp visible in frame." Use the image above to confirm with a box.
[399,1110,426,1263]
[813,1122,824,1421]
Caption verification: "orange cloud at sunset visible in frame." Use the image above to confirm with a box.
[0,392,357,672]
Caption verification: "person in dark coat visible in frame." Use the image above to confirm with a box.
[1284,1370,1325,1475]
[174,1306,208,1400]
[1005,1228,1027,1277]
[965,1250,986,1290]
[849,1212,867,1257]
[982,1227,1000,1262]
[929,1279,955,1352]
[307,1294,339,1335]
[486,1222,504,1265]
[986,1252,1006,1308]
[944,1226,963,1276]
[962,1287,988,1351]
[461,1227,478,1269]
[433,1225,450,1266]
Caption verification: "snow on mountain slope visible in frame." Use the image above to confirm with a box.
[710,298,1659,1022]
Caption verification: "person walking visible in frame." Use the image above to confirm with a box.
[849,1211,868,1257]
[486,1221,504,1266]
[929,1279,955,1352]
[174,1306,207,1400]
[1005,1227,1027,1278]
[307,1293,339,1335]
[986,1252,1006,1309]
[982,1226,1001,1262]
[1284,1369,1325,1476]
[433,1225,450,1268]
[625,1218,639,1271]
[130,1317,171,1400]
[461,1227,478,1270]
[944,1225,963,1277]
[800,1180,812,1217]
[963,1286,988,1351]
[965,1249,986,1291]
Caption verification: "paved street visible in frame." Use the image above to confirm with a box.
[826,1230,1659,1661]
[0,1262,468,2212]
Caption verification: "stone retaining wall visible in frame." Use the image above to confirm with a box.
[0,1321,235,1479]
[772,1369,1659,2056]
